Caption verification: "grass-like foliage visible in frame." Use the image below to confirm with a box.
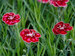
[0,0,75,56]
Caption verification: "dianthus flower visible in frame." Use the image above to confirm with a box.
[2,12,20,25]
[52,21,73,35]
[50,0,69,7]
[20,29,41,43]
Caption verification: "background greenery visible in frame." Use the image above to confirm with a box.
[0,0,75,56]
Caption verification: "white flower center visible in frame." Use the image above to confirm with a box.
[60,27,64,29]
[26,33,35,37]
[27,34,33,37]
[8,16,14,20]
[57,25,65,29]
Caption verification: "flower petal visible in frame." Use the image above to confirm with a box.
[14,14,20,19]
[57,1,67,7]
[30,29,36,33]
[31,38,36,42]
[52,29,59,35]
[25,38,31,43]
[35,33,41,38]
[60,30,67,35]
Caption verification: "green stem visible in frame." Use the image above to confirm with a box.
[27,43,31,54]
[62,35,66,47]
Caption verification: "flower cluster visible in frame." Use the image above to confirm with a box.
[2,12,41,43]
[38,0,69,7]
[52,21,73,35]
[2,0,72,44]
[2,12,73,43]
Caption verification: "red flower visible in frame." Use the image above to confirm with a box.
[38,0,49,3]
[52,21,73,35]
[50,0,69,7]
[2,12,20,25]
[20,29,41,43]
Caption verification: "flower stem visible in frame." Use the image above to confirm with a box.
[27,43,31,54]
[62,35,66,47]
